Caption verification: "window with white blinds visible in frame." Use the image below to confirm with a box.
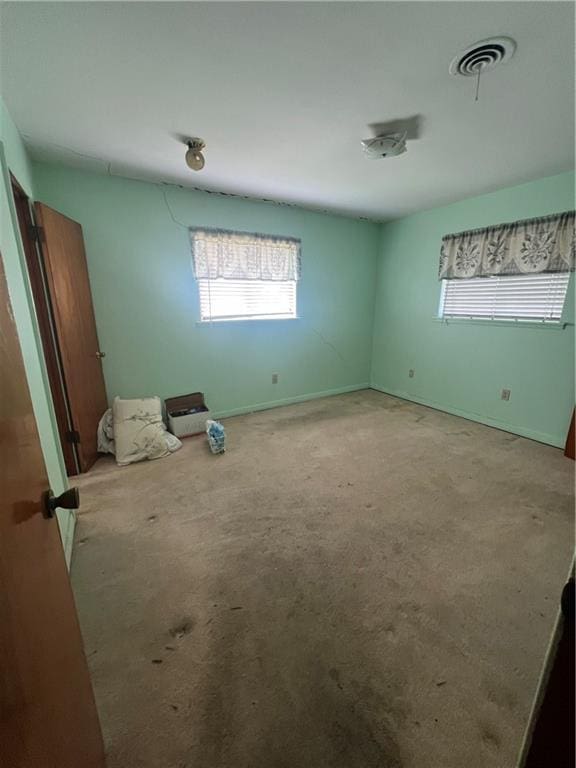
[439,273,570,323]
[198,278,297,322]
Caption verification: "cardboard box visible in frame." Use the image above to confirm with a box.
[165,392,210,438]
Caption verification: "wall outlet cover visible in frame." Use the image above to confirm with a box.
[272,373,279,384]
[408,369,415,378]
[501,389,511,401]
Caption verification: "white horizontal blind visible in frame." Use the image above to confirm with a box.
[199,278,297,321]
[440,273,570,322]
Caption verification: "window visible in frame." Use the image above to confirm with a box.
[198,278,296,322]
[191,228,300,322]
[439,272,570,323]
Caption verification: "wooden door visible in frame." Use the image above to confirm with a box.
[520,578,574,768]
[34,203,108,473]
[564,409,575,460]
[0,252,106,767]
[11,176,78,476]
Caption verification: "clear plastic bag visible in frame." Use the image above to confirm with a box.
[206,419,226,454]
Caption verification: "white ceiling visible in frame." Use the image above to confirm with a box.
[1,2,574,220]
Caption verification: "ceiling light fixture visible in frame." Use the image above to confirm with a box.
[361,132,407,159]
[185,138,206,171]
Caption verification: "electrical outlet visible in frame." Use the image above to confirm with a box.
[501,389,511,401]
[272,373,279,384]
[408,369,415,378]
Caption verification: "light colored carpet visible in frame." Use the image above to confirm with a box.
[71,390,574,768]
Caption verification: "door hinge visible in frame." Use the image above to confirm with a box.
[65,429,80,444]
[29,224,45,243]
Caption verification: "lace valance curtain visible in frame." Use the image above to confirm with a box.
[438,211,575,280]
[191,228,301,281]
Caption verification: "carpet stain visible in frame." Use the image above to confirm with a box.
[169,618,195,639]
[480,724,501,751]
[384,624,397,640]
[484,682,518,712]
[329,668,344,690]
[329,717,402,768]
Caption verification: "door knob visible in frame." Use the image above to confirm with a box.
[44,487,79,518]
[95,351,106,358]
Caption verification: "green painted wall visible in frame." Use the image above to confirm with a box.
[32,163,379,415]
[0,98,72,560]
[31,159,574,453]
[371,171,575,447]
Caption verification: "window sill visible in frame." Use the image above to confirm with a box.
[196,316,301,327]
[433,317,573,331]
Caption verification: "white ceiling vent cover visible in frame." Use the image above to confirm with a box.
[449,37,516,76]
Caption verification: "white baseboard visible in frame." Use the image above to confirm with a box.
[212,382,371,420]
[370,383,563,448]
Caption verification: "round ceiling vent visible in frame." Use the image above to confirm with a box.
[449,36,516,76]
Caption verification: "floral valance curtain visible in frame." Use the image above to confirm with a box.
[439,211,575,280]
[191,228,301,281]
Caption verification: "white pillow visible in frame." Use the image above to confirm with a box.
[112,396,171,467]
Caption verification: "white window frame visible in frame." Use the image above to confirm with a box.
[438,272,570,325]
[198,277,298,323]
[192,227,300,324]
